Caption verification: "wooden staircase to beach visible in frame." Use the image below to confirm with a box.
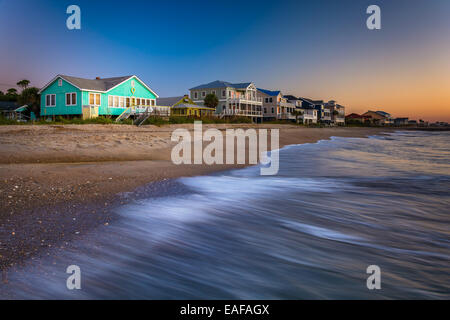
[134,110,152,127]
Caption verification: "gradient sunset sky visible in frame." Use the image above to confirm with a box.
[1,0,449,121]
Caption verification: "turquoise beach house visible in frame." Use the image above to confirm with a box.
[39,75,159,119]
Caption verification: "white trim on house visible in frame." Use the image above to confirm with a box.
[39,76,80,94]
[105,75,159,98]
[65,92,77,106]
[88,92,101,106]
[45,94,56,107]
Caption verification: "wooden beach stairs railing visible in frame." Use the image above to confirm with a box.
[115,105,171,125]
[116,106,134,122]
[134,107,153,127]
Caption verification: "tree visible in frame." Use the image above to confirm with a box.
[18,87,40,116]
[204,93,219,109]
[5,88,18,101]
[291,109,303,124]
[17,79,30,91]
[7,88,17,95]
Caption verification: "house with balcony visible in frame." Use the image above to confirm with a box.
[257,89,296,121]
[189,80,263,122]
[324,100,345,125]
[284,95,317,124]
[299,98,331,124]
[39,75,159,119]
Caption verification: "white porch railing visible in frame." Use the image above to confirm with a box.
[221,109,262,117]
[228,97,263,105]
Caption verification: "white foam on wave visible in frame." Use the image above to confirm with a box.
[282,220,365,244]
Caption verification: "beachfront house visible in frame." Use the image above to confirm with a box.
[324,100,345,125]
[0,101,30,121]
[189,80,263,122]
[284,95,318,124]
[157,95,215,117]
[394,118,409,126]
[257,89,296,121]
[362,111,392,125]
[39,75,159,119]
[375,111,393,125]
[345,113,364,123]
[299,98,331,124]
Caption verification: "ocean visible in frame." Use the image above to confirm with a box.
[1,131,449,299]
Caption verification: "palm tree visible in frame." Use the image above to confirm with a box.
[17,79,30,91]
[291,109,303,124]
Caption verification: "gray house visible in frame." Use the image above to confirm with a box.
[189,80,263,122]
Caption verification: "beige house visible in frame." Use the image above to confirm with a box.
[189,80,263,122]
[257,89,296,121]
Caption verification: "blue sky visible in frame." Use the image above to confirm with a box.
[1,0,449,120]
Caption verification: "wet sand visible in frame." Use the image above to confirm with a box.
[0,124,393,272]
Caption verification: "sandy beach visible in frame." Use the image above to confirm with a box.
[0,124,393,272]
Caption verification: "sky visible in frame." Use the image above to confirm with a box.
[0,0,449,122]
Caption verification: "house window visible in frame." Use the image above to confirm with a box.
[108,96,113,107]
[119,97,124,107]
[114,96,119,107]
[66,92,76,106]
[194,92,198,99]
[269,97,273,103]
[136,98,141,105]
[126,97,130,107]
[211,90,216,96]
[222,90,226,97]
[265,98,268,103]
[151,100,155,106]
[264,108,267,113]
[46,94,56,107]
[271,108,274,113]
[89,93,101,106]
[202,91,206,97]
[58,79,62,86]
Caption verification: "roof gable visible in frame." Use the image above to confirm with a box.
[190,80,255,91]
